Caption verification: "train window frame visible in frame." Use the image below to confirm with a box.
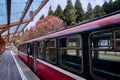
[90,29,120,60]
[59,34,83,74]
[34,42,39,57]
[89,28,120,79]
[67,36,81,48]
[27,43,32,56]
[22,44,27,54]
[91,32,114,50]
[37,41,44,60]
[114,30,120,50]
[19,44,27,54]
[25,44,27,54]
[45,39,57,64]
[30,43,34,57]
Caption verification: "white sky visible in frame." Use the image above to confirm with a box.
[26,0,116,29]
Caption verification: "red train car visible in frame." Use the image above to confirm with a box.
[18,12,120,80]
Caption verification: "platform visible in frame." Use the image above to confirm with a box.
[0,50,40,80]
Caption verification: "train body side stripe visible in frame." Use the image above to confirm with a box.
[37,59,86,80]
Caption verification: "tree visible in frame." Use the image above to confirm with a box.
[35,16,66,38]
[104,0,120,13]
[19,16,66,41]
[40,14,45,20]
[102,1,114,14]
[48,5,54,16]
[63,0,76,26]
[113,0,120,11]
[87,2,92,11]
[54,5,63,20]
[84,2,94,20]
[109,0,113,3]
[19,27,34,42]
[94,5,105,17]
[75,0,84,23]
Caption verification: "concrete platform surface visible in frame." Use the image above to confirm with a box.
[0,50,40,80]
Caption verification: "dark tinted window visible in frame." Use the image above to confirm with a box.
[59,35,82,74]
[19,44,27,54]
[67,37,80,47]
[45,39,56,64]
[37,41,44,59]
[90,30,120,79]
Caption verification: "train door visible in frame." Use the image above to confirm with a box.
[27,43,32,67]
[27,43,30,66]
[33,42,38,72]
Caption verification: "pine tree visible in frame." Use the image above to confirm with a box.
[87,2,92,11]
[109,0,113,2]
[63,0,76,26]
[94,5,105,17]
[54,5,63,20]
[102,1,114,14]
[48,5,54,16]
[113,0,120,11]
[40,14,45,20]
[102,2,109,14]
[84,2,94,20]
[109,0,114,12]
[75,0,84,23]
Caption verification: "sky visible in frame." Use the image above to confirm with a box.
[26,0,116,29]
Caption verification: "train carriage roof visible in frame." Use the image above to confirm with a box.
[22,12,120,44]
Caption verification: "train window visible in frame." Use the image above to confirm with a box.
[59,35,82,74]
[60,38,66,47]
[25,44,27,54]
[115,31,120,49]
[27,43,32,55]
[45,39,56,64]
[67,37,80,47]
[20,44,27,54]
[37,41,44,59]
[46,40,55,47]
[34,42,38,57]
[90,30,120,79]
[18,45,21,51]
[91,32,113,49]
[91,32,120,61]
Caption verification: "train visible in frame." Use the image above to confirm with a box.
[18,11,120,80]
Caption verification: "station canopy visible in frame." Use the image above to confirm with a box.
[0,0,48,43]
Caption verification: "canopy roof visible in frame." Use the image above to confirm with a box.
[0,0,48,43]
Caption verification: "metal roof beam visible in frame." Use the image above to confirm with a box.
[0,36,7,43]
[8,26,10,42]
[20,0,33,21]
[6,0,11,24]
[11,0,33,42]
[12,23,29,41]
[31,0,49,19]
[13,0,49,42]
[2,31,22,37]
[0,20,31,39]
[6,0,11,42]
[0,28,8,36]
[0,19,31,29]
